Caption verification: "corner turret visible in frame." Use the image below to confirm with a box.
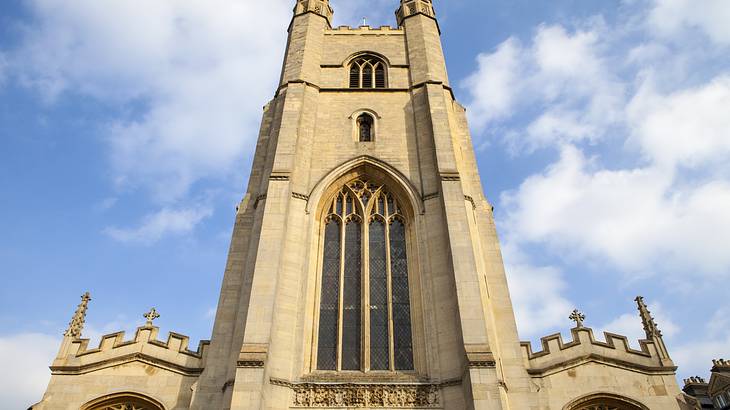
[395,0,449,86]
[294,0,333,26]
[396,0,436,27]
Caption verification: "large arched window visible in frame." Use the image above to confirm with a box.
[349,55,387,89]
[316,178,414,372]
[81,393,164,410]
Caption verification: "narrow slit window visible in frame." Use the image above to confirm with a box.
[357,114,374,142]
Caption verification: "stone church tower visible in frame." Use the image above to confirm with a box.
[32,1,695,409]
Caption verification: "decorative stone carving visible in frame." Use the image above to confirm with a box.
[635,296,661,338]
[569,309,586,328]
[64,292,91,339]
[143,308,160,327]
[271,379,441,408]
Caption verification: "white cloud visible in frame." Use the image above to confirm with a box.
[13,0,291,201]
[462,38,523,130]
[649,0,730,45]
[501,145,730,276]
[0,333,59,409]
[502,243,574,338]
[628,75,730,169]
[462,24,625,151]
[104,206,213,244]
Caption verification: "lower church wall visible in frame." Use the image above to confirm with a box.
[530,362,684,410]
[31,362,198,410]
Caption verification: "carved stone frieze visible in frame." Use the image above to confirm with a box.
[271,379,442,408]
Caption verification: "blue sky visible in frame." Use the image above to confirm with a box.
[1,0,729,408]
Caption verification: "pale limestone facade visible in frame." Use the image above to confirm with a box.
[32,1,695,409]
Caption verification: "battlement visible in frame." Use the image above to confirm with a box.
[712,359,730,369]
[53,325,210,376]
[684,376,708,386]
[520,327,676,376]
[327,25,404,34]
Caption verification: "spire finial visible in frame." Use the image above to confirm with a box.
[569,309,586,328]
[64,292,91,339]
[144,308,160,327]
[635,296,662,338]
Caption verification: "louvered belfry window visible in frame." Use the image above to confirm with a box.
[349,55,387,89]
[316,179,414,372]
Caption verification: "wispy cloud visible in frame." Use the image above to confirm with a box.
[104,205,213,245]
[648,0,730,45]
[12,0,291,202]
[463,0,730,349]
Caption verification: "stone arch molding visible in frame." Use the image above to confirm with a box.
[306,156,425,216]
[342,50,392,68]
[81,392,165,410]
[563,392,649,410]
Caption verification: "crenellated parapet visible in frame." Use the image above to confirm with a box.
[712,358,730,370]
[521,326,677,376]
[328,25,404,34]
[52,325,210,377]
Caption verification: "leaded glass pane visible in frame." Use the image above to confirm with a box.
[369,220,390,370]
[317,220,341,370]
[390,219,414,370]
[362,65,373,88]
[342,221,362,370]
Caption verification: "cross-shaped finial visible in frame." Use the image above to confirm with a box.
[569,309,586,328]
[144,308,160,327]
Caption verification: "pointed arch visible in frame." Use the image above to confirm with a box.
[81,392,165,410]
[307,156,424,217]
[563,392,649,410]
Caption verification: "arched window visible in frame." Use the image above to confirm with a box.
[349,55,387,89]
[357,113,374,142]
[82,393,164,410]
[316,178,414,372]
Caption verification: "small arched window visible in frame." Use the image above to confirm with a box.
[316,178,414,372]
[349,55,387,89]
[357,113,374,142]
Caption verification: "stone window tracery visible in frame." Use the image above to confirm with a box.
[349,55,387,89]
[316,178,414,372]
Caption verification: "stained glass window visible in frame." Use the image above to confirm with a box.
[342,220,362,370]
[369,219,389,370]
[317,220,341,370]
[390,219,414,370]
[316,179,413,373]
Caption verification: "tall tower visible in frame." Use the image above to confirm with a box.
[31,2,688,409]
[191,0,533,408]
